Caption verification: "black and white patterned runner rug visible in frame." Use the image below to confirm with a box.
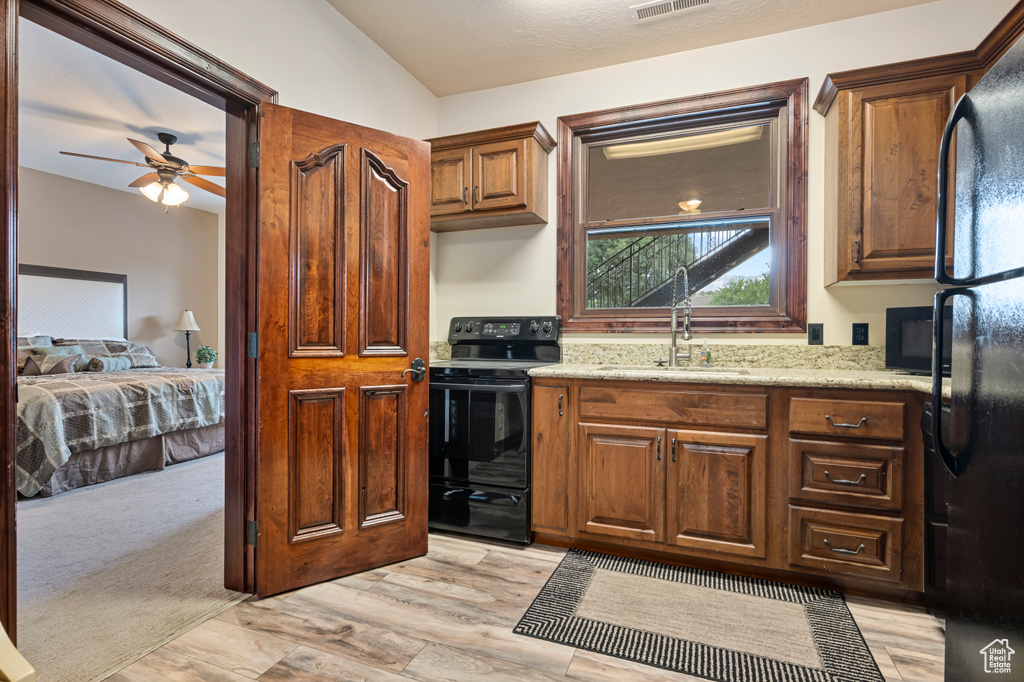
[514,549,884,682]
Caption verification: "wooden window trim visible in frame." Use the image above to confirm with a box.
[556,78,808,334]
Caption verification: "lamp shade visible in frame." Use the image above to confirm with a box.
[174,310,201,332]
[162,182,189,206]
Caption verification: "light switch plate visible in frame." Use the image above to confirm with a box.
[852,323,869,346]
[808,323,823,345]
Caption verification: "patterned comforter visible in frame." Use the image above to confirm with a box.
[16,368,225,496]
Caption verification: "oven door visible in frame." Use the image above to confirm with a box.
[429,378,530,490]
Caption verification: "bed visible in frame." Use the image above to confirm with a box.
[15,265,225,497]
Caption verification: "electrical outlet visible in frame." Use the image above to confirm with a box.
[853,323,869,345]
[808,323,823,345]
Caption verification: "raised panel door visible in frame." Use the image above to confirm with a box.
[256,102,430,597]
[532,384,570,533]
[577,423,664,543]
[472,140,527,211]
[666,430,767,559]
[430,147,470,217]
[845,74,965,278]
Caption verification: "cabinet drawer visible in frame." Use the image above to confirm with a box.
[789,439,903,512]
[788,506,902,583]
[580,386,767,429]
[789,397,904,440]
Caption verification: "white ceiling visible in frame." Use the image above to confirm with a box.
[18,18,226,214]
[328,0,937,97]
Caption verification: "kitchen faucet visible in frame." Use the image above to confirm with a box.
[668,264,692,367]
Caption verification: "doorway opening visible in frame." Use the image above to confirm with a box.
[0,0,277,648]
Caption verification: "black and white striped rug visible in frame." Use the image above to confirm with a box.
[514,549,883,682]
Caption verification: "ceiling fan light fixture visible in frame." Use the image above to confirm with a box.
[139,180,164,202]
[161,182,189,207]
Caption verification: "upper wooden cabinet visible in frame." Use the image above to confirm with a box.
[426,122,555,232]
[819,71,970,284]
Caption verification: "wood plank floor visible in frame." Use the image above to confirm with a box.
[109,534,945,681]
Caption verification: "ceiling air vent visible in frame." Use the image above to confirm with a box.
[632,0,711,23]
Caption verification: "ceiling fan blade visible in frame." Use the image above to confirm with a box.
[59,151,149,167]
[128,138,168,163]
[185,165,226,177]
[183,175,226,198]
[128,173,160,188]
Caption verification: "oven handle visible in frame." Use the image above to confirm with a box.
[429,382,528,394]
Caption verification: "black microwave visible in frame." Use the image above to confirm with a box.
[885,306,951,376]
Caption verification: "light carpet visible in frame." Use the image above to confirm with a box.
[515,549,884,682]
[17,453,246,682]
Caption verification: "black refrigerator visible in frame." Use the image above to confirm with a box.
[932,28,1024,682]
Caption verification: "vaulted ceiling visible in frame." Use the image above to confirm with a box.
[19,18,226,214]
[327,0,937,97]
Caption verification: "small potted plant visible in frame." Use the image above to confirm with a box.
[195,346,217,369]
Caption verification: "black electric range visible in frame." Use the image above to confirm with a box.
[427,316,561,544]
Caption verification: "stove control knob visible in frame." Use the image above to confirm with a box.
[464,322,474,333]
[453,322,462,333]
[542,321,553,334]
[529,322,540,334]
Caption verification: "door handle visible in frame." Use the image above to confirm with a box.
[473,185,479,203]
[853,239,861,264]
[932,288,964,477]
[936,94,971,285]
[462,186,468,204]
[825,415,867,429]
[656,436,661,461]
[558,394,563,417]
[824,471,866,486]
[401,358,426,382]
[671,438,677,462]
[823,539,866,555]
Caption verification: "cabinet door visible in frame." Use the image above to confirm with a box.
[472,139,527,211]
[430,148,471,216]
[578,423,664,543]
[842,74,965,278]
[532,385,571,534]
[666,430,767,559]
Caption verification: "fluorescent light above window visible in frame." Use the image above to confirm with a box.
[602,125,764,160]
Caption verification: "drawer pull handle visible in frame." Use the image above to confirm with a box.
[825,415,868,429]
[823,539,866,555]
[824,471,867,486]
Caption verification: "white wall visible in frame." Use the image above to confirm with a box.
[118,0,438,142]
[432,0,1016,345]
[19,167,220,367]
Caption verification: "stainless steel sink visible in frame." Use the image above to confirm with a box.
[600,365,748,376]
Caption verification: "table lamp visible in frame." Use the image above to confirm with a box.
[174,310,201,368]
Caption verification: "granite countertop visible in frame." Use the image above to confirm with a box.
[530,363,952,399]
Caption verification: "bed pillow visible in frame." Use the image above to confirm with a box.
[86,356,132,372]
[22,353,81,376]
[16,336,53,372]
[31,344,90,371]
[55,339,159,368]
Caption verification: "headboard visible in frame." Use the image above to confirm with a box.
[17,265,128,340]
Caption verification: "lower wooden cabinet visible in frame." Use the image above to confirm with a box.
[667,430,767,559]
[788,505,903,583]
[532,379,926,601]
[532,383,571,534]
[577,423,664,543]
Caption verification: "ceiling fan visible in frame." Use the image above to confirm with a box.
[59,132,225,207]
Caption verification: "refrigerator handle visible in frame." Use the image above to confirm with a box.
[935,94,972,286]
[932,288,961,478]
